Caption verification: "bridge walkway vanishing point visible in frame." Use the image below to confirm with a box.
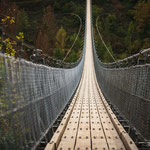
[45,0,138,150]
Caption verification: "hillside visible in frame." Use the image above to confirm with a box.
[0,0,85,62]
[93,0,150,62]
[1,0,150,63]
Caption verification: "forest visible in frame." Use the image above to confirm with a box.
[0,0,150,63]
[93,0,150,62]
[0,0,85,63]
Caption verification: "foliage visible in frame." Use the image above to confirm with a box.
[68,33,82,52]
[4,38,16,56]
[0,16,16,56]
[0,16,17,56]
[0,117,15,148]
[92,5,103,20]
[54,26,68,59]
[16,32,24,40]
[66,50,78,62]
[42,6,57,42]
[143,38,150,49]
[54,47,64,59]
[133,1,150,34]
[0,14,26,57]
[103,44,114,63]
[104,14,117,35]
[96,41,106,61]
[16,9,30,33]
[1,16,15,26]
[56,27,68,50]
[0,0,85,62]
[94,0,150,62]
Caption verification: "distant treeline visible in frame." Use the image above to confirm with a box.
[1,0,149,63]
[93,0,150,62]
[0,0,85,62]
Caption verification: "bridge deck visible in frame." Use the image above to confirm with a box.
[45,0,138,149]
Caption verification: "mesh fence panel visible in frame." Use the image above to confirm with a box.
[93,42,150,141]
[0,52,84,150]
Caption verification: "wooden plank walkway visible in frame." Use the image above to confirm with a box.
[45,0,138,149]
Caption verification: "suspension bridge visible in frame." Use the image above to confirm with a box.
[0,0,150,150]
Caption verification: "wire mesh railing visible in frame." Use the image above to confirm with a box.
[97,48,150,69]
[92,24,150,142]
[0,5,87,149]
[0,47,84,149]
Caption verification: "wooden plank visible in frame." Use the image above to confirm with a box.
[96,98,125,149]
[57,73,87,149]
[57,103,82,149]
[89,75,109,150]
[75,78,91,150]
[91,75,126,150]
[90,106,109,149]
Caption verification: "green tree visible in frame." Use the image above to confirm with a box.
[42,6,57,42]
[53,47,64,59]
[68,33,82,52]
[125,21,136,47]
[133,1,150,35]
[92,5,103,20]
[16,9,30,33]
[96,41,106,61]
[103,44,114,63]
[125,21,141,55]
[142,38,150,49]
[128,22,136,41]
[67,50,78,62]
[105,14,117,34]
[55,26,68,54]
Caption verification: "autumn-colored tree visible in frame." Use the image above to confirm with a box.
[42,6,57,44]
[94,0,150,62]
[35,6,57,55]
[111,0,123,18]
[133,1,150,34]
[55,27,68,54]
[0,15,17,56]
[0,2,18,34]
[35,30,51,55]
